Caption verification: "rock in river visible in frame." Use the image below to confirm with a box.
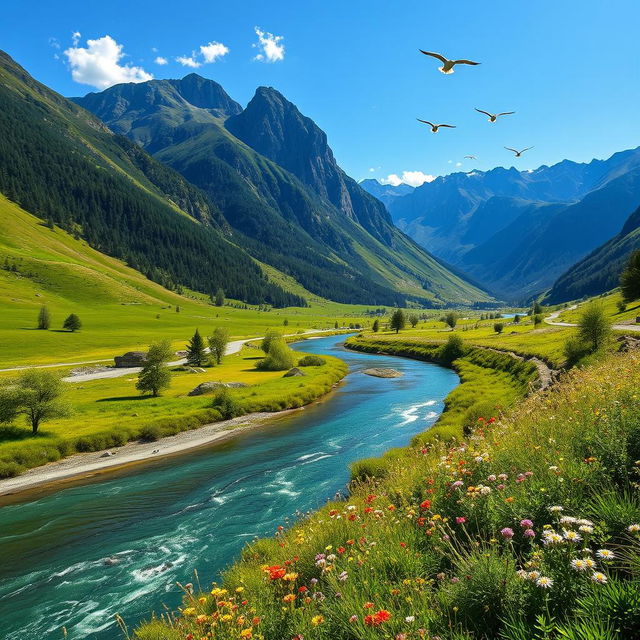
[362,368,402,378]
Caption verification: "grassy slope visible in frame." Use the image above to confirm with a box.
[556,291,640,325]
[135,342,640,640]
[0,195,379,367]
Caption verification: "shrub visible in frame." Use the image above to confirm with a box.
[261,330,282,354]
[563,336,590,367]
[256,338,296,371]
[297,355,325,367]
[210,388,244,420]
[139,424,163,442]
[494,322,504,333]
[438,334,467,364]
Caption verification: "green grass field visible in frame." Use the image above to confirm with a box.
[555,291,640,325]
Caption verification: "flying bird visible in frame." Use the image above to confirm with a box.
[475,108,515,122]
[419,50,480,74]
[505,146,534,157]
[464,155,477,160]
[417,118,456,133]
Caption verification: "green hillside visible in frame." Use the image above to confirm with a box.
[0,51,303,308]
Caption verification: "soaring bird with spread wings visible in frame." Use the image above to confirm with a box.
[419,50,480,74]
[475,108,515,123]
[417,119,456,133]
[505,146,534,157]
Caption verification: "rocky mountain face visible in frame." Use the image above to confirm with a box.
[74,74,492,306]
[226,87,393,244]
[359,179,415,208]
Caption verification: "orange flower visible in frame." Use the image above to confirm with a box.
[420,499,431,510]
[363,601,374,609]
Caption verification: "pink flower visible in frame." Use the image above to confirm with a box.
[516,474,526,483]
[456,517,466,524]
[524,471,533,477]
[497,484,505,490]
[349,615,358,623]
[524,529,536,538]
[501,527,514,539]
[520,519,534,528]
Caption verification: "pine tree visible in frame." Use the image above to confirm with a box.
[186,329,207,366]
[372,318,380,332]
[37,305,51,330]
[63,313,82,332]
[620,250,640,303]
[214,288,225,307]
[390,309,406,334]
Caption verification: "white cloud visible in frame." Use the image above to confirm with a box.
[368,167,376,173]
[176,55,201,68]
[456,162,462,167]
[72,31,81,46]
[200,41,229,63]
[155,56,168,65]
[64,34,153,89]
[380,171,436,187]
[253,27,285,62]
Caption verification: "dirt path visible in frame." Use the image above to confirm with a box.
[0,329,335,383]
[544,305,640,332]
[474,345,556,390]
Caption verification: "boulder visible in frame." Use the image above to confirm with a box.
[114,351,147,368]
[187,381,248,396]
[283,367,305,377]
[362,368,403,378]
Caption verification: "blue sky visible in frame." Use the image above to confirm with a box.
[3,0,640,186]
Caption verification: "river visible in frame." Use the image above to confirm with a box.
[0,335,459,639]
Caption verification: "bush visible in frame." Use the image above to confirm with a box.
[297,355,325,367]
[563,336,590,367]
[256,338,296,371]
[438,334,467,364]
[261,330,282,354]
[139,424,163,442]
[494,322,504,333]
[210,388,244,420]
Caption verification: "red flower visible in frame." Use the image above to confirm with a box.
[366,494,377,503]
[337,546,346,554]
[400,542,407,548]
[266,565,286,580]
[363,601,374,609]
[456,517,466,524]
[375,610,391,623]
[420,499,431,510]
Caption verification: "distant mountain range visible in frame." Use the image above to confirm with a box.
[361,149,640,301]
[72,72,490,306]
[358,179,415,208]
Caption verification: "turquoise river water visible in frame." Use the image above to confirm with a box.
[0,335,458,639]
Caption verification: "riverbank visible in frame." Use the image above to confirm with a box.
[0,408,303,503]
[137,346,640,640]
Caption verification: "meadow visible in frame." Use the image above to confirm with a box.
[134,346,640,640]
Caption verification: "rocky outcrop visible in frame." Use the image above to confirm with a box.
[283,367,305,377]
[187,381,248,396]
[362,368,403,378]
[114,352,147,368]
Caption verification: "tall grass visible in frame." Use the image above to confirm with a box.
[135,344,640,640]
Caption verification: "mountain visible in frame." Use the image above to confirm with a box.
[75,77,491,307]
[0,51,302,307]
[545,204,640,303]
[379,149,640,301]
[359,179,414,208]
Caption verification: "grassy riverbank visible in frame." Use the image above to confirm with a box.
[134,339,640,640]
[344,336,538,480]
[0,346,347,478]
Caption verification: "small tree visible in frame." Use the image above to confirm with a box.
[0,370,70,434]
[444,312,458,331]
[334,321,339,329]
[616,299,626,313]
[577,303,611,352]
[283,318,289,326]
[409,314,419,328]
[513,314,521,324]
[533,314,543,327]
[389,309,406,334]
[494,322,504,334]
[186,329,208,366]
[214,288,225,307]
[37,305,51,330]
[372,318,380,333]
[256,338,296,371]
[620,250,640,303]
[136,340,172,397]
[176,306,180,313]
[261,330,282,354]
[63,313,82,332]
[208,327,230,365]
[532,301,543,315]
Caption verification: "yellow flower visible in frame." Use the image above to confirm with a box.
[283,594,296,603]
[283,572,298,581]
[211,587,228,597]
[198,597,207,605]
[183,607,197,616]
[312,615,325,626]
[221,614,233,623]
[195,614,208,624]
[235,587,245,593]
[240,629,253,639]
